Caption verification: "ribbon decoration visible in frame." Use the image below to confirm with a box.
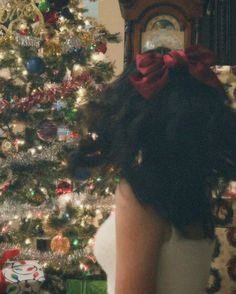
[129,45,223,100]
[0,249,20,293]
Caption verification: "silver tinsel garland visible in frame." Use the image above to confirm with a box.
[0,200,53,222]
[0,141,78,171]
[14,32,41,48]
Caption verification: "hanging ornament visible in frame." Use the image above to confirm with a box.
[11,119,26,134]
[72,64,84,78]
[69,131,80,141]
[56,180,73,195]
[57,192,80,210]
[95,42,107,54]
[26,57,45,75]
[43,42,62,57]
[38,0,50,13]
[37,120,57,142]
[1,139,15,154]
[50,233,71,255]
[19,24,28,36]
[44,11,59,24]
[91,52,108,63]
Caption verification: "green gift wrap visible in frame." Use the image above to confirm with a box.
[66,280,107,294]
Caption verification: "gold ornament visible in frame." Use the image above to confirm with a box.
[80,32,92,47]
[0,35,10,46]
[1,139,15,154]
[72,64,85,78]
[43,42,62,57]
[50,233,71,255]
[11,119,26,134]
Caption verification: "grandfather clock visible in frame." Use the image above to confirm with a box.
[119,0,236,65]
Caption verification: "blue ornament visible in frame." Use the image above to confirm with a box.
[26,57,45,75]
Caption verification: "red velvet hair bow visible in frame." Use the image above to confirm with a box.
[129,45,223,100]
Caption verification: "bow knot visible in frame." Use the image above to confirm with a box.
[130,46,223,100]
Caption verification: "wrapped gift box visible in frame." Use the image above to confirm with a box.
[2,260,45,294]
[66,280,107,294]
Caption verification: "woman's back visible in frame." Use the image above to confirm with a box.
[94,209,214,294]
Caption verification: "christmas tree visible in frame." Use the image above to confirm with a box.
[0,0,119,292]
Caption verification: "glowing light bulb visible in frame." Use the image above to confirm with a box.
[25,238,31,245]
[1,226,8,233]
[84,20,90,26]
[80,263,88,271]
[76,87,87,99]
[27,212,33,219]
[28,148,36,155]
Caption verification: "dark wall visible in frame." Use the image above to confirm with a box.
[231,0,236,65]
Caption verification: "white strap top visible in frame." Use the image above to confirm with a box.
[94,211,214,294]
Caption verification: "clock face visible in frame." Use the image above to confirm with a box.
[146,14,181,31]
[142,14,184,52]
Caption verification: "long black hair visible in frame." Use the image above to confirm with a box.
[70,51,236,239]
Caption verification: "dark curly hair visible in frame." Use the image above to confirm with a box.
[70,51,236,239]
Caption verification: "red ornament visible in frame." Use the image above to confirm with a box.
[95,42,107,54]
[69,132,80,139]
[19,29,28,36]
[56,180,73,195]
[44,11,59,24]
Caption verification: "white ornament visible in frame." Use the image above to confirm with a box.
[57,192,81,210]
[91,52,108,63]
